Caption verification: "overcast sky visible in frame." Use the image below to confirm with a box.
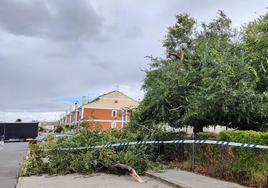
[0,0,267,122]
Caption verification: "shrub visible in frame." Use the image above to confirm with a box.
[191,131,268,187]
[54,126,64,133]
[20,144,46,176]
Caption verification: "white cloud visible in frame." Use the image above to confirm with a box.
[0,111,61,122]
[0,0,106,41]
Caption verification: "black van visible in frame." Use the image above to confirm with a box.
[0,122,38,141]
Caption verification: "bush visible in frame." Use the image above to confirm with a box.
[20,144,47,176]
[54,126,64,133]
[191,131,268,187]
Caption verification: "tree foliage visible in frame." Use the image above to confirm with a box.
[16,118,22,122]
[134,11,268,132]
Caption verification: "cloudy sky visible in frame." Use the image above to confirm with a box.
[0,0,267,122]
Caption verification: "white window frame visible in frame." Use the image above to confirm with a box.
[111,121,117,128]
[112,109,117,117]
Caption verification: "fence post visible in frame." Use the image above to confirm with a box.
[192,129,195,171]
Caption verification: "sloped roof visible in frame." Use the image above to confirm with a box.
[83,90,139,109]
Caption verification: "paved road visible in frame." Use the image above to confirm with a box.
[17,174,171,188]
[0,142,28,188]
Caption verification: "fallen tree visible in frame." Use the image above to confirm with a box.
[20,128,268,187]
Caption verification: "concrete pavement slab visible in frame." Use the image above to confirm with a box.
[17,173,172,188]
[146,169,245,188]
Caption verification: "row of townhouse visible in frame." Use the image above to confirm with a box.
[59,90,139,131]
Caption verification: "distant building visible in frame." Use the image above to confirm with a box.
[60,90,139,131]
[39,122,55,132]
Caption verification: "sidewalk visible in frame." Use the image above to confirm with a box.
[16,170,246,188]
[146,169,245,188]
[16,173,171,188]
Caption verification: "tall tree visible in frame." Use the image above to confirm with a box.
[16,118,22,122]
[133,11,268,132]
[243,13,268,92]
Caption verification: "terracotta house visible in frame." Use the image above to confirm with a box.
[81,90,139,131]
[61,90,139,131]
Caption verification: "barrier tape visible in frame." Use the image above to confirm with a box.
[44,139,268,151]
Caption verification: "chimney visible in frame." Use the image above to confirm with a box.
[82,96,87,105]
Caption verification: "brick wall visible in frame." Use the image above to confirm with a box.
[82,108,130,131]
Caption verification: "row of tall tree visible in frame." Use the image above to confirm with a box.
[133,11,268,132]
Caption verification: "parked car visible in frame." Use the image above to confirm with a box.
[29,132,47,144]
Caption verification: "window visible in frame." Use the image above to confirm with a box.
[111,121,117,128]
[112,110,117,117]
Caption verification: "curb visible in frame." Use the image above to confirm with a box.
[15,142,29,188]
[145,171,191,188]
[15,178,22,188]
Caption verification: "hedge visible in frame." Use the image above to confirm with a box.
[195,130,268,187]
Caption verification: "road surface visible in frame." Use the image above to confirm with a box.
[0,142,28,188]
